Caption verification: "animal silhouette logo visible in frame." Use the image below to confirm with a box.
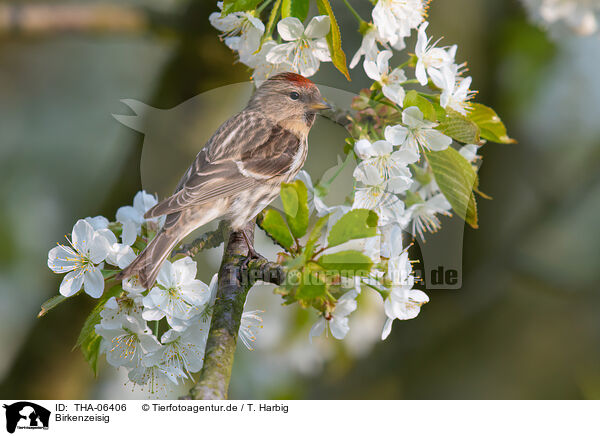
[3,402,50,433]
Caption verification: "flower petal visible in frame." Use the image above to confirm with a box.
[385,124,408,146]
[116,205,142,226]
[48,245,77,273]
[329,317,350,339]
[89,234,110,264]
[415,60,428,86]
[296,47,320,77]
[363,59,381,81]
[423,129,452,151]
[172,257,198,286]
[71,219,95,253]
[376,50,393,75]
[309,318,326,343]
[121,220,138,246]
[133,190,158,215]
[370,140,393,156]
[156,260,174,288]
[381,318,393,340]
[383,83,406,107]
[277,17,304,41]
[84,268,105,298]
[305,15,330,39]
[265,42,296,64]
[311,38,331,62]
[402,106,425,127]
[59,271,84,297]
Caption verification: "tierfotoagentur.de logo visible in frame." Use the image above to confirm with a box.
[3,402,50,433]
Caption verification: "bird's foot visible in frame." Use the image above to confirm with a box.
[240,230,266,273]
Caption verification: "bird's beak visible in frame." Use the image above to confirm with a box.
[310,98,332,111]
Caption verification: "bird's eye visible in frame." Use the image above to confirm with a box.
[289,91,300,100]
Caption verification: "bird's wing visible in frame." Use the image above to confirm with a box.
[145,112,302,218]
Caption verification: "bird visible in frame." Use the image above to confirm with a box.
[116,72,331,288]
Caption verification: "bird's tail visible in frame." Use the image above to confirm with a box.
[115,229,180,289]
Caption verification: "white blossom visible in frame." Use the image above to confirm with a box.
[350,26,383,69]
[459,144,481,163]
[95,321,161,368]
[353,164,409,226]
[354,136,418,182]
[84,215,137,269]
[248,40,292,86]
[238,310,264,350]
[127,364,179,397]
[99,296,145,330]
[142,258,210,331]
[385,106,453,155]
[116,190,160,245]
[266,16,331,77]
[414,22,457,86]
[381,250,429,339]
[209,2,265,64]
[372,0,427,47]
[47,219,110,298]
[309,290,359,341]
[402,193,452,240]
[143,323,207,379]
[364,50,407,106]
[430,67,475,115]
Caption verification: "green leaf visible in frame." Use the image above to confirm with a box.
[282,0,309,21]
[316,0,350,80]
[318,250,373,276]
[74,284,123,375]
[327,209,378,248]
[404,91,436,121]
[436,107,480,144]
[426,147,478,228]
[296,270,327,300]
[38,294,67,318]
[257,209,294,250]
[302,214,330,261]
[264,0,282,41]
[222,0,262,15]
[467,103,515,144]
[280,180,309,239]
[80,334,102,377]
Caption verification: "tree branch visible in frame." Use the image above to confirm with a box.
[185,221,285,400]
[171,221,227,258]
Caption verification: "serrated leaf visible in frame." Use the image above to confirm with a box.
[282,0,309,21]
[280,180,309,239]
[436,107,480,144]
[404,91,436,121]
[316,0,350,80]
[257,208,294,250]
[222,0,262,15]
[467,103,515,144]
[327,209,378,248]
[318,250,373,276]
[426,147,478,228]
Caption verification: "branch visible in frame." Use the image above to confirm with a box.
[185,221,285,400]
[171,221,228,258]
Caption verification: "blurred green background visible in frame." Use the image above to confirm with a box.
[1,0,599,400]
